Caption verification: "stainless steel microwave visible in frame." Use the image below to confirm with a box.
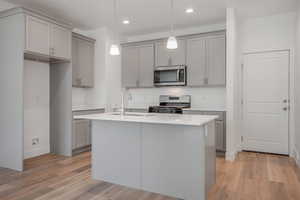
[154,65,187,86]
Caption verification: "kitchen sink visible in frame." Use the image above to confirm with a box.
[110,113,154,117]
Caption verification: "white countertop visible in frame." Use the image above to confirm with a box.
[74,112,218,127]
[72,105,105,112]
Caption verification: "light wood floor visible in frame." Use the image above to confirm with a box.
[0,152,299,200]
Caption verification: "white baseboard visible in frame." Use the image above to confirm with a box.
[24,147,50,159]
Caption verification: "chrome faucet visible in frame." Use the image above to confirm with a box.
[120,89,126,116]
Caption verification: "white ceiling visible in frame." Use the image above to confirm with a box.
[3,0,298,36]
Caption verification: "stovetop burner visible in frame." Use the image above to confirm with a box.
[148,95,191,114]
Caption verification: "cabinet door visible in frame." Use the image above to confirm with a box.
[215,121,225,151]
[155,42,171,66]
[122,46,139,87]
[170,39,186,65]
[25,16,50,56]
[50,24,71,59]
[77,39,94,87]
[187,37,207,86]
[72,37,80,86]
[155,39,186,66]
[139,44,154,87]
[207,36,226,86]
[73,119,90,149]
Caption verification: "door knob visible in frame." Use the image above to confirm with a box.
[283,107,288,111]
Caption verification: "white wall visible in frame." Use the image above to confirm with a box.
[24,60,50,159]
[0,0,15,11]
[294,3,300,166]
[123,22,226,43]
[236,12,296,157]
[126,88,226,111]
[72,28,122,111]
[240,12,296,52]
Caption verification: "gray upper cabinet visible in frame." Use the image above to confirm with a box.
[122,46,139,88]
[121,31,225,88]
[155,39,186,66]
[138,44,154,87]
[72,33,95,88]
[50,24,71,60]
[187,37,207,86]
[25,15,72,60]
[186,33,226,87]
[206,36,226,86]
[122,44,154,88]
[25,16,50,56]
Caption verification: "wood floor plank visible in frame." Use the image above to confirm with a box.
[0,151,299,200]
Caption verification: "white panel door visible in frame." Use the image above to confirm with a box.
[243,51,289,154]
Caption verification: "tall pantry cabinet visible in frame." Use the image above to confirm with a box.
[0,7,73,171]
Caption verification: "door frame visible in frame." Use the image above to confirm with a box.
[240,49,295,156]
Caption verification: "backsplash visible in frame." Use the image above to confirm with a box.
[126,87,226,111]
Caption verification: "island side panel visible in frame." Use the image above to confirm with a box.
[141,124,207,200]
[205,121,216,197]
[91,120,141,188]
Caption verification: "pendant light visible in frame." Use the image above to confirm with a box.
[167,0,178,49]
[110,0,120,56]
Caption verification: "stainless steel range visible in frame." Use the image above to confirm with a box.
[148,95,191,114]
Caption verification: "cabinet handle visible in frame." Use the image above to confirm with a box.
[168,57,172,66]
[50,47,54,55]
[204,77,208,85]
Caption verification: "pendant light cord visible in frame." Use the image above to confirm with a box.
[170,0,174,35]
[113,0,118,42]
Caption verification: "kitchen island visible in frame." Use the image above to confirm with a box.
[75,112,218,200]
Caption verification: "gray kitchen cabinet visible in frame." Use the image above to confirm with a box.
[183,110,226,152]
[25,15,50,56]
[186,34,226,87]
[122,44,154,88]
[122,46,139,87]
[155,39,186,66]
[215,120,225,151]
[72,32,95,88]
[25,15,72,60]
[207,36,226,85]
[187,37,207,86]
[138,44,154,87]
[50,24,71,60]
[72,119,91,150]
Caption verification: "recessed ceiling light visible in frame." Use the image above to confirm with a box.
[122,20,130,24]
[185,8,194,14]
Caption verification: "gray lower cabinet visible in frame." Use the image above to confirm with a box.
[72,119,91,150]
[122,44,154,88]
[186,34,226,87]
[183,110,226,152]
[72,32,95,88]
[72,108,105,155]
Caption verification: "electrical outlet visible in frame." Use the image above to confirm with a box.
[32,138,39,146]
